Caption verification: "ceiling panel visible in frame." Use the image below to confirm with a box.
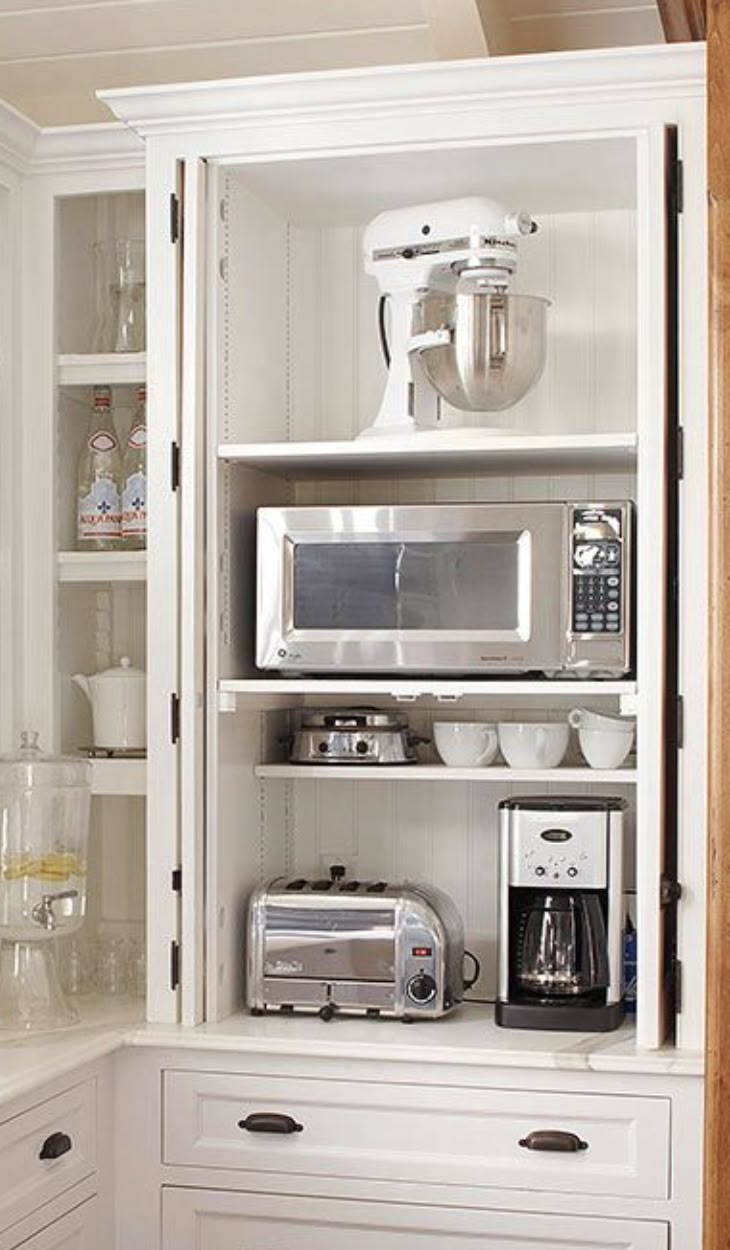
[0,25,435,125]
[502,0,662,52]
[0,0,426,60]
[0,0,668,128]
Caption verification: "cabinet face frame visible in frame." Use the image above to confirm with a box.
[0,158,21,754]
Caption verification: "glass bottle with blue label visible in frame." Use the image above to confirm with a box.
[76,386,122,550]
[121,386,146,550]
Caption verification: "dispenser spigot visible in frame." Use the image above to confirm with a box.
[31,890,79,932]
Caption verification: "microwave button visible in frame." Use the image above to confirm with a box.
[607,622,620,631]
[607,576,620,587]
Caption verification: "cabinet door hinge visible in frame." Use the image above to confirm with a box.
[675,425,684,480]
[171,441,180,491]
[660,874,683,908]
[170,940,180,990]
[170,693,180,745]
[171,867,182,893]
[674,158,684,215]
[672,957,683,1014]
[676,693,684,749]
[170,192,181,243]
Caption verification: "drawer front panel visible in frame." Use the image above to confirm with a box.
[10,1198,100,1250]
[162,1187,669,1250]
[0,1083,96,1235]
[163,1070,670,1199]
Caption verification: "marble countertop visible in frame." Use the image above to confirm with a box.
[0,998,704,1111]
[129,1004,704,1076]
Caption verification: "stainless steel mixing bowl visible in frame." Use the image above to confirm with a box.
[410,291,550,412]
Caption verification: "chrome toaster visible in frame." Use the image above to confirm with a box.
[246,870,476,1021]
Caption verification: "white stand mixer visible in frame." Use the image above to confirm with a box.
[361,196,549,438]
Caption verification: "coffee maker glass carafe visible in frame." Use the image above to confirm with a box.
[517,890,609,999]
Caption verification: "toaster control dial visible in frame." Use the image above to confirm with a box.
[407,973,437,1004]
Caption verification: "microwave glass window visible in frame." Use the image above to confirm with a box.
[292,536,524,631]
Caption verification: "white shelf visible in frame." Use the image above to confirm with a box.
[90,757,146,796]
[256,763,637,783]
[58,551,147,583]
[220,679,637,701]
[58,352,146,387]
[217,432,637,479]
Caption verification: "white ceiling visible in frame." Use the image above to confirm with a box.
[0,0,666,128]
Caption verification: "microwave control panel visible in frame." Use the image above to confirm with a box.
[570,505,626,637]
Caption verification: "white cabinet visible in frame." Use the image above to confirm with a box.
[161,1188,668,1250]
[102,42,708,1058]
[11,1199,100,1250]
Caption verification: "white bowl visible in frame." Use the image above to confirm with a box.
[498,722,570,770]
[433,722,499,768]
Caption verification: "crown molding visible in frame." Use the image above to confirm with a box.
[0,98,143,175]
[99,43,706,139]
[32,122,144,174]
[0,97,38,173]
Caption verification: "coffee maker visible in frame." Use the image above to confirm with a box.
[496,796,626,1032]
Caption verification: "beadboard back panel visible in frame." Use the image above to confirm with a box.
[271,772,636,1000]
[216,169,636,447]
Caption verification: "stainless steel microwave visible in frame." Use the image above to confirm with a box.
[256,502,633,677]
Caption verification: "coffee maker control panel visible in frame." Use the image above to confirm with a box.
[508,813,609,889]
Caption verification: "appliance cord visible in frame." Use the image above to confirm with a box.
[378,295,391,368]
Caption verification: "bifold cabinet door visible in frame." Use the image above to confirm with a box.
[162,1188,668,1250]
[11,1198,99,1250]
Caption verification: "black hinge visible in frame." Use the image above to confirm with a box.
[171,867,182,893]
[170,192,180,243]
[170,693,180,745]
[171,441,180,491]
[676,693,684,748]
[673,957,683,1014]
[675,158,684,215]
[676,425,684,480]
[660,874,683,907]
[170,940,180,990]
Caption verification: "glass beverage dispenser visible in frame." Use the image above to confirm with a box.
[0,733,91,1029]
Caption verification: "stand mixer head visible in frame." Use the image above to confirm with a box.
[361,196,549,437]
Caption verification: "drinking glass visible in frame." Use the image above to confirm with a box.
[93,239,146,353]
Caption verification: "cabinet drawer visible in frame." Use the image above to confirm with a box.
[0,1083,96,1236]
[162,1187,668,1250]
[163,1070,670,1200]
[9,1199,100,1250]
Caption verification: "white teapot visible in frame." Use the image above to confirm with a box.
[73,657,146,751]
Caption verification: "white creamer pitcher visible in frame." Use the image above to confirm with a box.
[73,657,146,750]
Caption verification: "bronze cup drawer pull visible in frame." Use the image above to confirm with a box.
[238,1112,304,1135]
[39,1131,73,1161]
[519,1130,589,1153]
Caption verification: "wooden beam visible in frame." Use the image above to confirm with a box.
[657,0,706,41]
[706,2,730,1248]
